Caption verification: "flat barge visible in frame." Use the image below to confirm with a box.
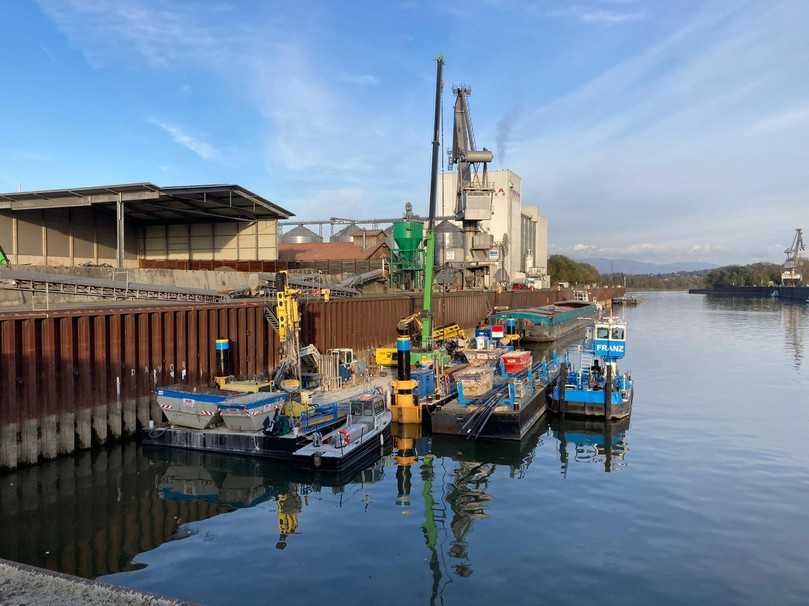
[430,360,560,440]
[489,300,598,343]
[689,286,809,302]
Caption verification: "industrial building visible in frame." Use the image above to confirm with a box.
[0,183,292,269]
[440,169,549,287]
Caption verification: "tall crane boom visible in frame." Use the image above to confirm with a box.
[446,86,496,289]
[782,228,805,286]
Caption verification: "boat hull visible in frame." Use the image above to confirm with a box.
[430,385,550,441]
[549,386,633,420]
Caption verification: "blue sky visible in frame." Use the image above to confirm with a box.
[2,1,807,265]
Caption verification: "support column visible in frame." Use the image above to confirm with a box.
[116,192,125,269]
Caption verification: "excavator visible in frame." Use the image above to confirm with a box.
[375,312,465,367]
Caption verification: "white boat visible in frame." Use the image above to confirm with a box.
[292,391,391,471]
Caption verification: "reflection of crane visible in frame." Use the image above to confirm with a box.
[445,462,494,576]
[448,85,495,289]
[782,228,805,286]
[275,485,302,550]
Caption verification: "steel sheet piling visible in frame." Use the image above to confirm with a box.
[58,317,76,455]
[1,320,19,469]
[76,316,92,449]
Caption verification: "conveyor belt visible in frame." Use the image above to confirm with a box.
[0,269,228,303]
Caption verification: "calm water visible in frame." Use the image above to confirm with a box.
[2,291,809,605]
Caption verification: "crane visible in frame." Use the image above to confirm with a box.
[781,228,805,286]
[447,86,495,289]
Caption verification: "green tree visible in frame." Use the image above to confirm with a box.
[548,255,600,285]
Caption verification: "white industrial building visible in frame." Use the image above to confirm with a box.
[440,169,549,287]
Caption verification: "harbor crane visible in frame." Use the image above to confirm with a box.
[781,228,805,286]
[448,86,496,289]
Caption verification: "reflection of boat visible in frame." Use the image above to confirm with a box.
[550,415,630,475]
[430,416,548,474]
[489,300,598,343]
[148,446,387,550]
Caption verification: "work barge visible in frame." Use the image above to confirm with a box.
[0,285,624,470]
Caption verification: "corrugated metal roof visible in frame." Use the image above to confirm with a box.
[279,242,389,262]
[0,183,293,224]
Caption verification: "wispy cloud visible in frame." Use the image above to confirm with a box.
[149,120,217,160]
[549,4,646,26]
[337,72,380,87]
[512,1,809,264]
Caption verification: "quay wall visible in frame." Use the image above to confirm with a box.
[0,287,623,469]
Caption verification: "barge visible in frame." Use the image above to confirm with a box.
[689,286,809,303]
[144,383,391,472]
[488,300,598,343]
[430,357,560,440]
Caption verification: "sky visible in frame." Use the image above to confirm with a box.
[1,0,808,266]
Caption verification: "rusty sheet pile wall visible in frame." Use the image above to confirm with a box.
[0,287,622,469]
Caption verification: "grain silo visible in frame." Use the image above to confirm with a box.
[281,225,322,244]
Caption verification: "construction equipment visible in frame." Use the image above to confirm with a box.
[782,228,805,286]
[447,83,496,289]
[270,271,303,389]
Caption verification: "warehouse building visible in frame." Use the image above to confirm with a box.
[440,168,549,286]
[0,183,292,269]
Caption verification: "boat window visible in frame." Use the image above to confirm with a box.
[611,327,625,340]
[351,401,363,417]
[363,402,374,417]
[596,326,610,339]
[374,399,385,414]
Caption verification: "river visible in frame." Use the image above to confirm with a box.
[1,291,808,605]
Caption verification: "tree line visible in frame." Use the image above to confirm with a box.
[550,255,808,290]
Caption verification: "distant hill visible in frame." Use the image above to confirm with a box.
[578,257,719,275]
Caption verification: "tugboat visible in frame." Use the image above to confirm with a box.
[549,316,633,419]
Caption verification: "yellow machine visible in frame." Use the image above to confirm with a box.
[275,488,301,550]
[375,313,465,367]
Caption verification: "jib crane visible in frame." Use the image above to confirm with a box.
[781,228,805,286]
[448,85,495,289]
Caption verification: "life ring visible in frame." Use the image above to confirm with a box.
[339,428,351,445]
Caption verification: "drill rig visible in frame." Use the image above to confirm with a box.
[448,86,496,289]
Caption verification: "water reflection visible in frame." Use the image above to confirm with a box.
[550,416,630,476]
[146,447,388,551]
[782,303,804,369]
[0,442,231,578]
[390,421,549,604]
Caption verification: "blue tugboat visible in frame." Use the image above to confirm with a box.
[549,317,633,419]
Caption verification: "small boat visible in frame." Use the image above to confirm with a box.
[293,390,391,471]
[549,316,634,419]
[489,300,598,343]
[612,295,639,306]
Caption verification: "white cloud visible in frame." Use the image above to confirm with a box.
[150,120,217,160]
[337,72,380,87]
[749,105,809,134]
[573,243,597,253]
[573,8,645,25]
